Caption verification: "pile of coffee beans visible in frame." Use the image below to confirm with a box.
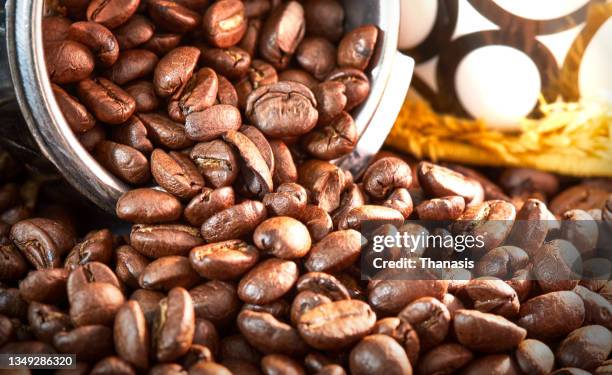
[44,0,378,187]
[2,138,612,374]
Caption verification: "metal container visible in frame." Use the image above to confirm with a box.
[0,0,413,213]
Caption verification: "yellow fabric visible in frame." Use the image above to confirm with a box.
[385,97,612,177]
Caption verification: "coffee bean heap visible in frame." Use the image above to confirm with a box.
[45,0,377,187]
[2,138,612,374]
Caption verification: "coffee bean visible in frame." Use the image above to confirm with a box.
[313,81,347,126]
[278,69,319,89]
[191,281,241,326]
[304,0,344,42]
[148,0,201,33]
[130,224,203,258]
[67,262,123,301]
[67,21,119,67]
[337,25,378,71]
[416,196,464,221]
[201,200,267,243]
[454,309,526,352]
[500,168,560,198]
[42,15,71,44]
[368,278,448,315]
[10,218,74,269]
[54,325,113,362]
[560,325,612,371]
[238,310,308,355]
[269,140,297,185]
[217,74,239,107]
[52,84,96,134]
[78,78,136,125]
[86,0,139,29]
[508,199,550,255]
[298,160,345,213]
[190,240,259,280]
[96,141,151,184]
[474,246,529,279]
[550,184,611,217]
[573,286,612,329]
[193,318,220,355]
[0,315,15,346]
[246,81,318,138]
[45,40,94,84]
[296,37,336,80]
[0,288,28,318]
[518,291,585,339]
[515,339,555,375]
[142,33,183,55]
[238,258,298,304]
[561,209,599,258]
[259,1,305,68]
[190,140,240,188]
[326,68,370,111]
[461,354,521,375]
[110,117,154,153]
[362,157,412,200]
[349,334,412,375]
[451,200,516,253]
[116,188,182,224]
[114,301,149,369]
[149,364,187,375]
[399,297,451,351]
[78,125,106,152]
[297,205,333,242]
[200,47,251,81]
[90,356,136,375]
[305,229,361,273]
[338,205,404,231]
[190,362,232,374]
[223,130,273,197]
[130,289,164,324]
[153,46,200,98]
[303,112,357,160]
[138,113,194,150]
[151,149,205,200]
[238,18,261,57]
[202,0,247,48]
[65,229,114,268]
[417,343,472,375]
[28,302,71,343]
[106,49,159,85]
[185,105,242,142]
[253,217,311,259]
[115,245,150,289]
[185,187,235,226]
[70,282,125,326]
[464,279,520,318]
[139,256,200,291]
[261,354,306,375]
[417,162,484,204]
[298,300,376,350]
[152,287,195,362]
[114,15,155,50]
[533,239,581,293]
[290,291,332,326]
[262,183,307,217]
[0,244,28,281]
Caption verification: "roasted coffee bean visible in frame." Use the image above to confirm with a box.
[399,297,451,351]
[193,318,220,355]
[173,0,210,12]
[190,281,241,326]
[326,68,370,111]
[253,217,311,259]
[110,117,154,153]
[0,244,27,281]
[269,140,297,185]
[86,0,139,29]
[67,21,119,67]
[124,81,159,113]
[143,33,183,55]
[152,287,195,362]
[202,0,247,48]
[28,302,71,343]
[451,200,516,253]
[242,299,290,320]
[106,49,159,85]
[262,183,307,217]
[0,315,14,347]
[383,188,413,219]
[339,205,404,231]
[176,68,219,118]
[78,124,106,152]
[474,246,529,278]
[303,112,357,160]
[130,224,203,258]
[240,125,274,172]
[216,74,239,107]
[114,15,155,50]
[337,25,378,70]
[461,354,521,375]
[148,0,201,33]
[190,240,259,280]
[185,187,235,226]
[296,272,350,301]
[371,317,420,365]
[45,40,94,84]
[42,15,71,44]
[296,37,336,80]
[304,0,344,42]
[573,286,612,329]
[305,229,362,273]
[533,239,581,293]
[52,84,96,134]
[90,356,136,375]
[223,130,273,197]
[515,339,555,375]
[185,105,242,141]
[297,205,333,242]
[508,199,549,255]
[0,288,28,318]
[298,300,376,350]
[200,47,251,80]
[138,113,193,150]
[290,291,332,326]
[416,195,464,221]
[10,218,74,269]
[313,81,347,126]
[201,200,267,243]
[278,69,319,89]
[65,229,114,268]
[115,245,150,289]
[464,279,520,318]
[298,160,345,212]
[139,256,200,290]
[550,184,611,216]
[418,343,472,375]
[518,291,585,339]
[78,78,136,125]
[349,334,412,375]
[332,183,365,226]
[238,258,298,304]
[417,162,483,204]
[500,168,560,198]
[238,310,307,355]
[116,188,182,224]
[181,344,213,368]
[114,301,149,369]
[454,309,526,352]
[362,157,412,200]
[149,364,187,374]
[261,354,306,375]
[557,325,612,371]
[67,262,122,301]
[54,325,113,362]
[153,46,200,98]
[70,282,125,326]
[259,1,305,68]
[130,289,164,324]
[190,140,240,188]
[150,149,205,200]
[368,277,448,315]
[561,209,599,257]
[247,81,318,138]
[238,18,261,57]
